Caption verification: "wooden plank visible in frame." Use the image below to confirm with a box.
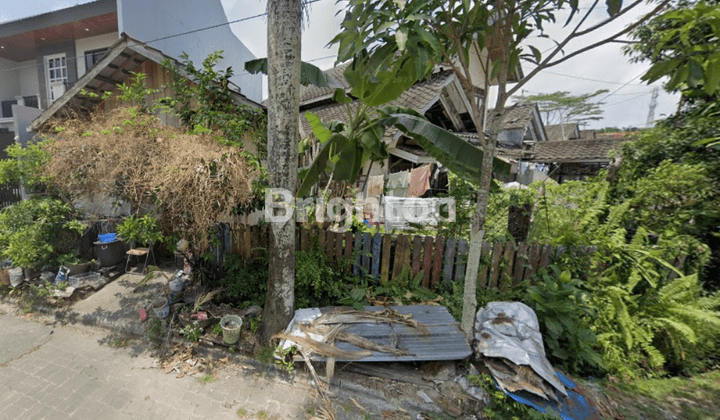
[478,241,492,289]
[411,236,423,277]
[513,242,527,286]
[371,233,382,282]
[243,224,251,261]
[391,235,404,280]
[500,241,515,291]
[344,231,353,259]
[442,238,457,284]
[300,228,309,252]
[454,239,468,282]
[236,224,245,260]
[539,244,553,270]
[325,231,335,261]
[353,232,362,276]
[422,236,434,288]
[362,232,372,275]
[524,243,540,282]
[335,232,344,265]
[488,242,504,289]
[431,236,446,288]
[319,230,326,253]
[380,234,392,284]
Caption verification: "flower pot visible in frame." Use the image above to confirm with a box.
[220,315,242,345]
[65,262,91,277]
[151,297,169,319]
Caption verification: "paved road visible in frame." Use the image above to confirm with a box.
[0,311,313,420]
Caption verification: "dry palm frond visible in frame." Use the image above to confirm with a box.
[193,288,223,313]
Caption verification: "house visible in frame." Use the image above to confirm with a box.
[487,103,547,148]
[299,60,522,199]
[544,123,580,141]
[0,0,261,146]
[529,137,630,183]
[29,33,260,133]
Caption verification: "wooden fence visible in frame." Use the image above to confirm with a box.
[0,183,22,210]
[225,224,561,290]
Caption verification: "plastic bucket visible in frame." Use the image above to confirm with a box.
[220,315,242,344]
[94,240,125,267]
[151,297,169,319]
[98,233,117,243]
[168,279,184,303]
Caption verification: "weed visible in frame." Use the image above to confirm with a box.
[111,338,129,348]
[236,408,247,418]
[182,324,203,342]
[200,374,214,384]
[258,346,274,364]
[273,345,297,372]
[305,405,316,416]
[258,411,268,419]
[249,315,262,333]
[342,403,352,413]
[212,322,223,336]
[147,318,162,341]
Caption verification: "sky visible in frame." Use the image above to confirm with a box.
[1,0,679,130]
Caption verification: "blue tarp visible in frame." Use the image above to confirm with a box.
[500,371,602,420]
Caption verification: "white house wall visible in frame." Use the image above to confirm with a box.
[117,0,262,103]
[75,32,120,77]
[18,60,39,98]
[0,56,21,103]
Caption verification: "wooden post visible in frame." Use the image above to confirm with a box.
[380,234,392,284]
[422,236,433,288]
[500,242,515,292]
[392,235,411,280]
[412,236,423,277]
[371,233,382,282]
[478,241,492,289]
[454,239,468,282]
[524,242,540,282]
[443,238,457,284]
[488,242,504,289]
[431,236,446,288]
[362,232,372,275]
[513,242,527,286]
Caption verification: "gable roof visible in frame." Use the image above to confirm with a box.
[545,123,580,141]
[29,33,260,132]
[487,103,539,131]
[300,63,351,106]
[300,70,456,141]
[531,138,628,163]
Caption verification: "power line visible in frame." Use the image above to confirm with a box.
[593,72,645,104]
[541,70,648,86]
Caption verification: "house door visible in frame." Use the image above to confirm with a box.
[45,53,68,103]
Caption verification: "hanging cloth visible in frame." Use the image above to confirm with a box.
[407,165,432,197]
[366,174,384,198]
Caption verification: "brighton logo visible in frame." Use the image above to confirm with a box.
[264,188,455,230]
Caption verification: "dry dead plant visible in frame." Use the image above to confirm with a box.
[41,106,257,249]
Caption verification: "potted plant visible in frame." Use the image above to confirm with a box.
[117,214,164,248]
[57,251,94,276]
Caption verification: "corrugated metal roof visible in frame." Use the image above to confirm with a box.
[283,305,472,362]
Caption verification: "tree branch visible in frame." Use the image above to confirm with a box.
[574,0,645,37]
[506,0,672,98]
[544,0,672,69]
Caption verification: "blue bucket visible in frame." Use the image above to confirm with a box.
[98,233,116,243]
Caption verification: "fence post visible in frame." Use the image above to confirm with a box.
[454,239,468,282]
[381,234,392,284]
[412,236,423,278]
[431,237,445,288]
[371,233,382,282]
[422,236,433,288]
[488,242,504,289]
[443,238,457,284]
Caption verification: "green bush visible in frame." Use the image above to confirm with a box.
[116,214,164,246]
[219,253,268,308]
[523,267,602,375]
[0,198,84,268]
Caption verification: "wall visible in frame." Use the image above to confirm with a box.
[11,105,43,146]
[75,32,120,77]
[0,57,21,104]
[35,40,78,109]
[117,0,262,103]
[18,60,39,98]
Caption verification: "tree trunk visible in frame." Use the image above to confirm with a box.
[261,0,301,342]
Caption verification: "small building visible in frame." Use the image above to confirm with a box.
[530,137,629,183]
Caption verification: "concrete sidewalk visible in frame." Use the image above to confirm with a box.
[0,312,315,420]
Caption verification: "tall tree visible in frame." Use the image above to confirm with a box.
[261,0,302,341]
[333,0,671,337]
[515,90,609,129]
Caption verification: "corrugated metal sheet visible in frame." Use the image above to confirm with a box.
[283,305,472,362]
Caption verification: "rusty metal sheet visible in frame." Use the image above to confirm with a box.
[282,305,471,362]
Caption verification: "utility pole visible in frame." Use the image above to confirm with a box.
[646,87,659,127]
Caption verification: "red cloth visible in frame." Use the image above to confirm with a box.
[407,165,432,197]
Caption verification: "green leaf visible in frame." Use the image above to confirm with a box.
[244,58,329,87]
[641,59,682,84]
[528,46,542,64]
[333,88,353,105]
[305,113,332,143]
[380,114,511,185]
[296,133,348,197]
[606,0,622,17]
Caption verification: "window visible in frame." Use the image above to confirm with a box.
[45,53,68,103]
[85,48,109,71]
